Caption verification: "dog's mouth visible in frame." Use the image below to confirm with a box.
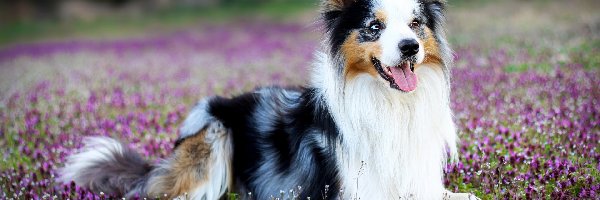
[371,58,418,92]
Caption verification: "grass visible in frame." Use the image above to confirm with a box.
[567,40,600,70]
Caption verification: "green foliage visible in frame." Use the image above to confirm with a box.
[566,40,600,70]
[0,0,317,46]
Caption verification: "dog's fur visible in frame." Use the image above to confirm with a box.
[59,0,479,199]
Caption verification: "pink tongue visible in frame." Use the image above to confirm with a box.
[389,65,418,92]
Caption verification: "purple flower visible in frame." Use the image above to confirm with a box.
[1,18,599,199]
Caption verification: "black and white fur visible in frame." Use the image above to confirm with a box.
[60,0,478,199]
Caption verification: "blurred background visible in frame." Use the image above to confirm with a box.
[0,0,318,46]
[0,0,598,51]
[1,0,597,93]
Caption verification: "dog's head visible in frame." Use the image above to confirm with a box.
[322,0,449,92]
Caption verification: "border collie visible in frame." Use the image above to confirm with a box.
[60,0,478,199]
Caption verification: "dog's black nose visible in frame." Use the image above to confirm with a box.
[399,39,419,57]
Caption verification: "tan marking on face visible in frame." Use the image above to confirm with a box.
[420,27,443,66]
[146,129,212,198]
[342,32,382,80]
[374,10,387,23]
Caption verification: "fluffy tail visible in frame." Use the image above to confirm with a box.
[59,120,232,199]
[58,137,153,197]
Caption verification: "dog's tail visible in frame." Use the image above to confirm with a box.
[59,121,232,199]
[58,137,153,197]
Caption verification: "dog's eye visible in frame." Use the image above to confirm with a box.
[409,19,420,28]
[367,22,384,34]
[370,23,382,31]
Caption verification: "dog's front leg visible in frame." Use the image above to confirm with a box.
[442,190,480,200]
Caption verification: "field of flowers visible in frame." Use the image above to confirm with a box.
[1,1,599,199]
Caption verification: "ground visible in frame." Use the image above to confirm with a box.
[0,0,599,199]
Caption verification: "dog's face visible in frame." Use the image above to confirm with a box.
[323,0,446,92]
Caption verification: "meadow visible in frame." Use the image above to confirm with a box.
[1,0,599,199]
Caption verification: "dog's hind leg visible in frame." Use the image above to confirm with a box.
[146,121,232,199]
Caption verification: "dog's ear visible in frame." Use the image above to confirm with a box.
[421,0,447,5]
[422,0,447,30]
[424,0,446,14]
[321,0,356,12]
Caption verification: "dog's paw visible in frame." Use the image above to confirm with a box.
[442,191,480,200]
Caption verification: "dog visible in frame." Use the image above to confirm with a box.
[60,0,479,199]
